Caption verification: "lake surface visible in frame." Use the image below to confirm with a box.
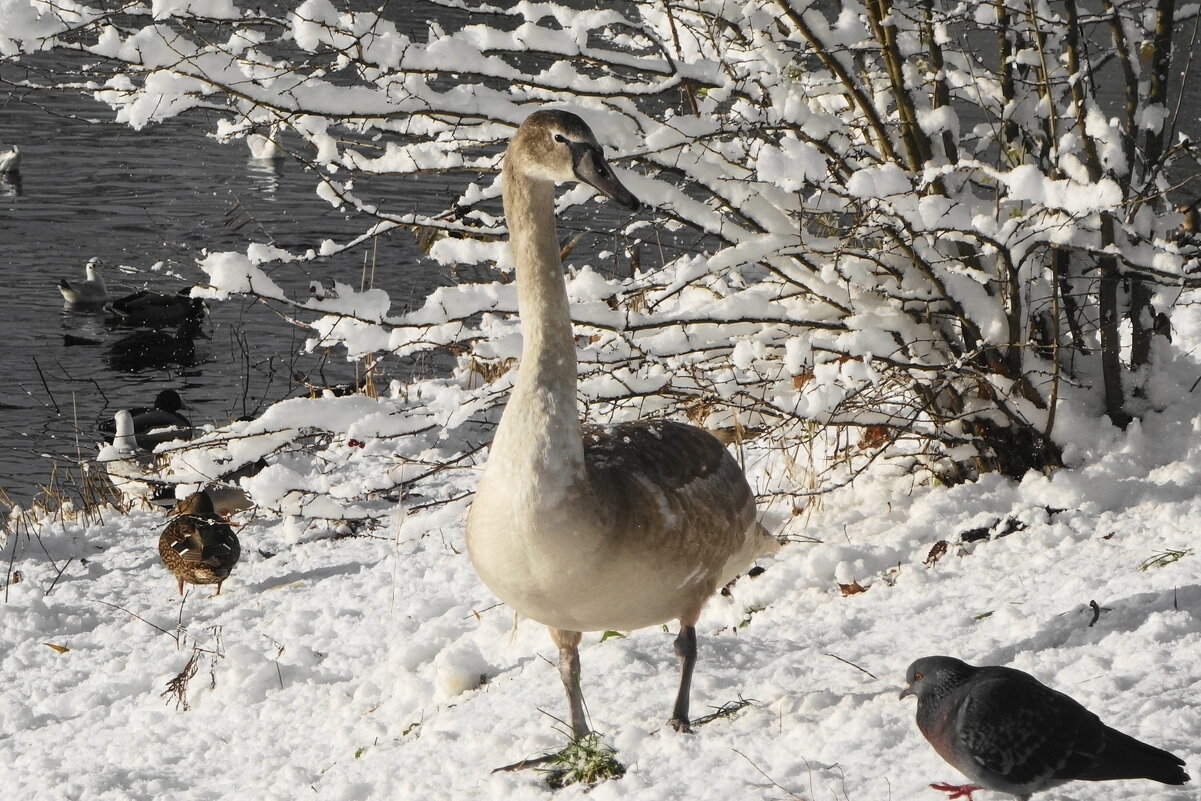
[0,87,452,505]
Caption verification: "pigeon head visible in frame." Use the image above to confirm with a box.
[900,655,974,700]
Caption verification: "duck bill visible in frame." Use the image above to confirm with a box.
[572,144,641,211]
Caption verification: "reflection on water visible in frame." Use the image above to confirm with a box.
[0,89,452,504]
[0,173,19,198]
[246,158,281,196]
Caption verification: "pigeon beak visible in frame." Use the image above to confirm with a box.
[899,683,914,700]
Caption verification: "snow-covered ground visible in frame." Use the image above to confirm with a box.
[2,357,1198,800]
[2,2,1198,798]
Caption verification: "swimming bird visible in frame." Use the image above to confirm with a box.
[105,289,206,329]
[98,389,194,450]
[247,122,284,160]
[158,490,241,596]
[465,110,777,738]
[96,410,164,508]
[58,258,108,305]
[901,655,1190,801]
[107,315,205,371]
[0,145,19,173]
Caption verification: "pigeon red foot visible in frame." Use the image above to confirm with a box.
[929,782,982,800]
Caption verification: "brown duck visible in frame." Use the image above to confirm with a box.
[158,491,241,596]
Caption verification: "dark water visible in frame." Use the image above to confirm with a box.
[0,89,451,505]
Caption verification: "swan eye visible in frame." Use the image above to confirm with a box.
[554,134,567,143]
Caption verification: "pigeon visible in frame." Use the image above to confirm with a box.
[901,655,1189,801]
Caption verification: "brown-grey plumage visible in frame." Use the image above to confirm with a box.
[901,656,1190,801]
[158,491,241,596]
[466,110,777,738]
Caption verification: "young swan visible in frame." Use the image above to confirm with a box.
[466,109,777,737]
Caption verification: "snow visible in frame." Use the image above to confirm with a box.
[3,347,1199,800]
[2,1,1200,798]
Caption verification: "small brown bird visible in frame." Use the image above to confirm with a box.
[158,491,241,596]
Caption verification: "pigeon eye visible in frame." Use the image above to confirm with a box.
[914,672,924,681]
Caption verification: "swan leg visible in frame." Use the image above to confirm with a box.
[669,624,697,732]
[550,627,589,738]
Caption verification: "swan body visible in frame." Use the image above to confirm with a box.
[0,145,19,173]
[58,258,108,305]
[466,110,776,736]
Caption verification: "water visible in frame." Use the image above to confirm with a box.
[0,88,452,504]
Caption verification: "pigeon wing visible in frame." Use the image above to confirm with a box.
[953,669,1105,789]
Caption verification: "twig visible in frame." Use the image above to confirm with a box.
[824,652,878,680]
[4,513,20,603]
[44,556,74,597]
[93,598,182,642]
[732,747,808,800]
[31,356,61,415]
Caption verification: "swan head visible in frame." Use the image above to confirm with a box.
[508,110,641,211]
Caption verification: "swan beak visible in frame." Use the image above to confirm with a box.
[573,145,641,211]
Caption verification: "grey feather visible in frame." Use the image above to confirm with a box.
[902,656,1189,800]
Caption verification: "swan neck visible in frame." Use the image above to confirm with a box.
[497,161,583,471]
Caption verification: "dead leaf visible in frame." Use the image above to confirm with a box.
[43,643,70,654]
[924,540,948,567]
[838,581,867,596]
[858,425,889,450]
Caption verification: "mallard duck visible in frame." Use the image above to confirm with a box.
[159,491,241,596]
[98,389,194,450]
[105,289,206,329]
[203,457,267,517]
[308,278,339,301]
[58,258,108,305]
[0,145,19,174]
[108,315,206,372]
